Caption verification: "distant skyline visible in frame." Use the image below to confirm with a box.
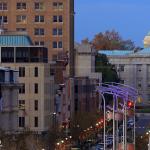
[75,0,150,47]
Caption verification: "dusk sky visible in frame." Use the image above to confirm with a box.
[75,0,150,47]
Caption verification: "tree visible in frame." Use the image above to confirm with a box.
[84,30,136,50]
[70,111,102,140]
[135,135,148,150]
[95,53,120,83]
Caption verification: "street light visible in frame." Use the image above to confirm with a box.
[146,130,150,150]
[0,140,2,150]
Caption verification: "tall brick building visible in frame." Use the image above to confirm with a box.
[0,0,74,62]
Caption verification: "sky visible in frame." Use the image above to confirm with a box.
[75,0,150,47]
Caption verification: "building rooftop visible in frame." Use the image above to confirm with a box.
[98,50,133,56]
[134,47,150,55]
[0,34,33,46]
[98,48,150,57]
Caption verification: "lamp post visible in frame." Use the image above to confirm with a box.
[52,112,57,127]
[146,131,150,150]
[100,94,106,150]
[0,140,2,150]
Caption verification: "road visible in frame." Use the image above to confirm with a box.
[136,114,150,135]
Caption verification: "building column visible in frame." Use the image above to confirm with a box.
[142,64,147,102]
[14,47,16,63]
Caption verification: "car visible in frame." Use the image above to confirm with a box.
[127,119,134,126]
[96,144,104,150]
[99,140,113,147]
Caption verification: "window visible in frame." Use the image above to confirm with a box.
[34,100,38,111]
[35,2,44,10]
[34,117,38,127]
[19,117,25,127]
[53,42,57,48]
[0,16,8,23]
[148,82,150,88]
[137,80,142,88]
[16,28,26,32]
[53,28,62,36]
[53,16,57,22]
[53,41,63,48]
[3,28,7,32]
[19,83,25,94]
[119,65,124,72]
[50,68,55,76]
[16,15,27,23]
[137,65,142,72]
[18,100,25,109]
[19,67,25,77]
[34,67,38,77]
[75,85,78,93]
[59,15,63,22]
[58,41,62,48]
[75,98,78,111]
[0,2,7,10]
[35,41,44,46]
[16,3,26,10]
[53,2,63,9]
[53,15,63,23]
[34,83,38,94]
[35,15,44,22]
[34,28,44,35]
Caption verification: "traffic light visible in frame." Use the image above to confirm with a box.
[127,101,134,108]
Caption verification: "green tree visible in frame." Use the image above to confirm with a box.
[95,53,119,83]
[70,111,102,140]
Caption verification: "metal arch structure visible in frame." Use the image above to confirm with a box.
[97,82,139,150]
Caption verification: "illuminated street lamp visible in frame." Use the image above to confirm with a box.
[0,140,2,150]
[146,130,150,150]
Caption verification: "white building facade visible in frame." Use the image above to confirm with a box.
[0,34,55,133]
[99,48,150,104]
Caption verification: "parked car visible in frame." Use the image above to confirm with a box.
[96,143,104,150]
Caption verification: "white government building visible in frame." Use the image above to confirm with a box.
[99,48,150,105]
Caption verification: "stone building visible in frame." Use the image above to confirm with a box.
[55,43,102,127]
[0,33,55,133]
[0,67,19,133]
[0,0,74,62]
[99,48,150,104]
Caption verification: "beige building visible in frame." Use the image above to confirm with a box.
[0,63,55,132]
[0,0,74,62]
[0,67,19,133]
[74,43,102,80]
[0,34,55,133]
[55,43,102,127]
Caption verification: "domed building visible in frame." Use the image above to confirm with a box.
[144,32,150,48]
